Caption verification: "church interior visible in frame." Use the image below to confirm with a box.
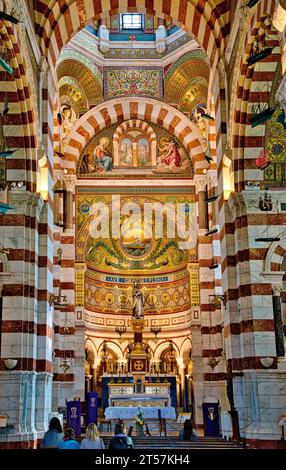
[0,0,286,449]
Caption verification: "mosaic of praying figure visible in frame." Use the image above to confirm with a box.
[94,137,113,171]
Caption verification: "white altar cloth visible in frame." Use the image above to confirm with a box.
[105,406,176,420]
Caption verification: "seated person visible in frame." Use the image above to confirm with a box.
[42,417,63,448]
[179,419,198,441]
[58,426,80,449]
[81,423,105,449]
[109,422,134,449]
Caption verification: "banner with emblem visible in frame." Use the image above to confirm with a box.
[66,400,81,436]
[86,392,98,426]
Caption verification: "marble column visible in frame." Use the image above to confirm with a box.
[35,372,53,433]
[63,175,76,231]
[272,285,285,357]
[92,365,97,392]
[73,314,85,401]
[98,19,110,53]
[155,19,167,53]
[198,190,207,229]
[177,358,186,410]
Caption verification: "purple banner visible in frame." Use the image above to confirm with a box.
[66,400,81,437]
[86,392,98,426]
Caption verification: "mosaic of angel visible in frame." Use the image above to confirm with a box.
[61,103,77,140]
[155,138,192,174]
[191,104,208,140]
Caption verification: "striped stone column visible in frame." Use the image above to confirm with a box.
[0,191,51,447]
[272,285,285,357]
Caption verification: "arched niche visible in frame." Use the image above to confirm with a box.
[113,120,157,168]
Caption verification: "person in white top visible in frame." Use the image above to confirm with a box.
[80,423,105,449]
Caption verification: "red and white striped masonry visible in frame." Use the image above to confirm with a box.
[232,0,280,192]
[33,0,230,73]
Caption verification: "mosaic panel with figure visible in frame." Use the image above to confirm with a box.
[76,192,195,272]
[84,271,190,315]
[77,122,194,178]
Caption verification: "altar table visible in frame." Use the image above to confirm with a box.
[104,406,176,421]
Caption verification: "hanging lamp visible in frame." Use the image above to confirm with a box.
[0,11,20,24]
[249,106,276,127]
[246,0,261,7]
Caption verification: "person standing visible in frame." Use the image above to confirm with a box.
[42,417,63,448]
[80,423,105,449]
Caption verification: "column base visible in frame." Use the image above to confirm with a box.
[243,438,286,449]
[241,421,283,442]
[0,431,38,449]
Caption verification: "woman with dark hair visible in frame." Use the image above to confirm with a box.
[42,417,63,448]
[179,419,198,441]
[109,422,134,449]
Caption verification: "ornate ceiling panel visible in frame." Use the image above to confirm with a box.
[57,51,103,106]
[59,77,89,114]
[164,51,209,112]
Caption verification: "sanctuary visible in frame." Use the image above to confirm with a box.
[0,1,286,450]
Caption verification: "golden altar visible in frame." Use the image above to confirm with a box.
[108,380,171,407]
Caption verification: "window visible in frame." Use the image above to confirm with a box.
[120,14,143,30]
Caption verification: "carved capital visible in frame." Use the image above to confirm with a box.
[9,192,44,218]
[63,175,77,192]
[207,171,218,188]
[273,285,282,296]
[194,175,207,192]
